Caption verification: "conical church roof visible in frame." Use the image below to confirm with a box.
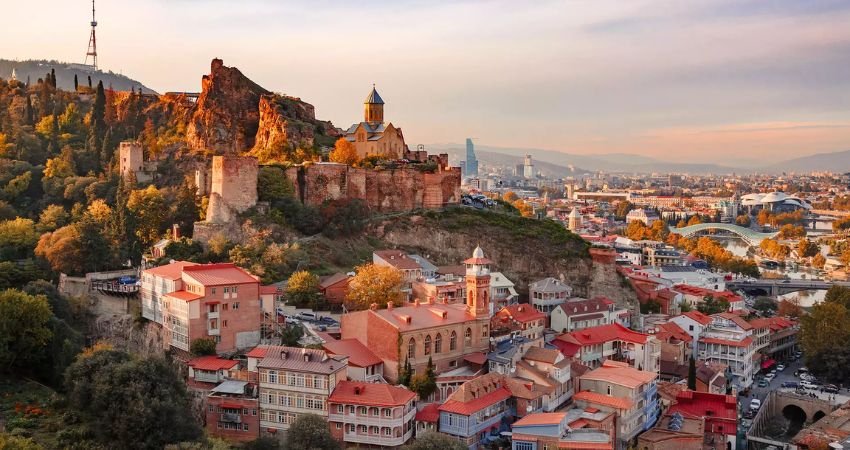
[364,85,384,104]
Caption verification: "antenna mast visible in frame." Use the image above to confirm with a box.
[85,0,98,70]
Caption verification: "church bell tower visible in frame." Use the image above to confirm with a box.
[364,84,385,124]
[464,246,492,319]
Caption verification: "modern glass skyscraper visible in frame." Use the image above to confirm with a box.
[465,138,478,176]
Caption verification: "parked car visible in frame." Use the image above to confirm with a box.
[295,312,318,321]
[319,316,338,325]
[825,385,840,394]
[801,381,817,389]
[284,317,300,325]
[777,364,786,372]
[750,399,762,411]
[758,379,769,388]
[782,381,799,389]
[118,275,137,285]
[765,373,776,381]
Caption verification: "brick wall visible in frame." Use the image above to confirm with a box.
[211,156,258,214]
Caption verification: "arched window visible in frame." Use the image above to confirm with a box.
[424,335,432,356]
[450,331,457,351]
[408,338,415,359]
[435,334,442,354]
[465,328,472,344]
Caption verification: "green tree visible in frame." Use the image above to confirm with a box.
[640,300,661,314]
[614,201,633,220]
[825,286,850,309]
[401,432,467,450]
[398,358,412,387]
[282,324,304,347]
[410,357,437,399]
[127,185,167,248]
[0,289,53,371]
[0,433,44,449]
[190,338,217,356]
[37,204,70,232]
[697,295,730,315]
[65,349,202,449]
[257,166,294,203]
[687,356,696,390]
[74,74,79,91]
[753,297,777,314]
[285,414,340,450]
[286,271,320,308]
[800,301,850,361]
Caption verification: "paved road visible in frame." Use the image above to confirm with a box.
[742,357,849,414]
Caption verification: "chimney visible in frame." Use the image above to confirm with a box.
[354,386,362,395]
[387,301,394,311]
[172,224,180,239]
[518,306,524,312]
[304,353,310,362]
[370,303,378,311]
[280,351,287,359]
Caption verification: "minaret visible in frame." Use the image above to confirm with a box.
[364,84,384,124]
[464,246,492,319]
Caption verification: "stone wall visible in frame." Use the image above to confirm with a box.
[284,163,461,212]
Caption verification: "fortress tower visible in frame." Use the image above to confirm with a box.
[119,141,144,178]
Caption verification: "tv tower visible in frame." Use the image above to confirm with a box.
[85,0,98,70]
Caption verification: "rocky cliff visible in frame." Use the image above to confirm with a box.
[185,59,337,156]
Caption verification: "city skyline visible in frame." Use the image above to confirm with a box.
[2,0,849,162]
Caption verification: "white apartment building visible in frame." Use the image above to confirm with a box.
[697,313,755,390]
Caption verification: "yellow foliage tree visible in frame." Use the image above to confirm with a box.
[345,263,403,311]
[329,137,359,166]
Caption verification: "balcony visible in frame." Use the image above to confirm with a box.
[343,428,413,447]
[220,413,242,423]
[208,328,220,336]
[329,408,415,427]
[208,311,220,319]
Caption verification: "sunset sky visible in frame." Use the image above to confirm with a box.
[2,0,849,162]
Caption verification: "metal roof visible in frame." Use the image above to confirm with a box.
[211,380,248,395]
[364,86,384,104]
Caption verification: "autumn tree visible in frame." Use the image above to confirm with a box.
[813,253,827,269]
[778,297,803,318]
[37,204,69,232]
[0,217,38,259]
[502,191,519,203]
[797,239,820,258]
[735,215,751,227]
[329,137,359,166]
[345,263,404,310]
[686,215,703,226]
[286,270,320,308]
[778,224,806,239]
[614,201,633,220]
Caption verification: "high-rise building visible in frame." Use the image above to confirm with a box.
[465,138,478,176]
[523,154,534,179]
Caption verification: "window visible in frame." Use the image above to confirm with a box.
[233,286,238,293]
[208,405,214,412]
[424,335,432,356]
[371,426,379,435]
[359,406,368,415]
[384,409,392,417]
[336,423,342,430]
[384,427,392,436]
[450,331,457,351]
[435,333,442,354]
[465,328,472,344]
[337,405,344,413]
[359,425,368,433]
[268,370,278,384]
[224,287,230,294]
[515,441,534,450]
[242,424,249,431]
[371,407,379,416]
[233,302,239,310]
[449,360,458,368]
[408,338,415,359]
[223,320,228,327]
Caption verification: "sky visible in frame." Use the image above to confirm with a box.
[2,0,849,163]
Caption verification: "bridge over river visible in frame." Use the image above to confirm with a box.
[669,223,779,246]
[728,279,850,296]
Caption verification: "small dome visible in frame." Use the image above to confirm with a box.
[472,246,485,259]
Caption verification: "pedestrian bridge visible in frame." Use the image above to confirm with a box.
[669,223,779,246]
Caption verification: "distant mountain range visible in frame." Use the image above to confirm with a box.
[0,59,155,94]
[430,143,850,175]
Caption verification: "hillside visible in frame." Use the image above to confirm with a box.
[294,207,636,306]
[761,149,850,174]
[0,59,155,94]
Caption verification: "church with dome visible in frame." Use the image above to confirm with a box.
[343,86,409,160]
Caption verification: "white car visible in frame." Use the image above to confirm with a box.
[750,399,762,411]
[776,364,786,372]
[801,381,817,389]
[764,373,776,381]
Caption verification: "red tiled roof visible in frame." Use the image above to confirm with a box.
[556,323,649,346]
[144,260,198,280]
[701,336,753,347]
[246,346,268,358]
[552,339,581,357]
[498,303,545,323]
[259,284,280,295]
[415,403,440,423]
[188,356,239,371]
[182,263,259,286]
[580,360,657,389]
[328,381,415,407]
[319,273,350,289]
[573,390,634,410]
[165,290,204,302]
[370,302,476,331]
[439,386,511,415]
[668,390,737,436]
[715,312,753,331]
[464,352,488,365]
[680,310,712,326]
[657,322,692,343]
[374,250,422,270]
[322,338,382,368]
[513,412,566,427]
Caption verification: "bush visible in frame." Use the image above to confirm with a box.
[190,338,217,356]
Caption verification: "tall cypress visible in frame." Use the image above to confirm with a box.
[74,74,79,91]
[687,356,697,390]
[92,80,106,145]
[25,95,34,126]
[50,68,56,88]
[87,75,92,89]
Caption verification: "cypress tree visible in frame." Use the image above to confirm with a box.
[92,80,106,145]
[87,75,92,89]
[25,95,34,126]
[74,74,79,91]
[50,68,56,88]
[687,356,697,390]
